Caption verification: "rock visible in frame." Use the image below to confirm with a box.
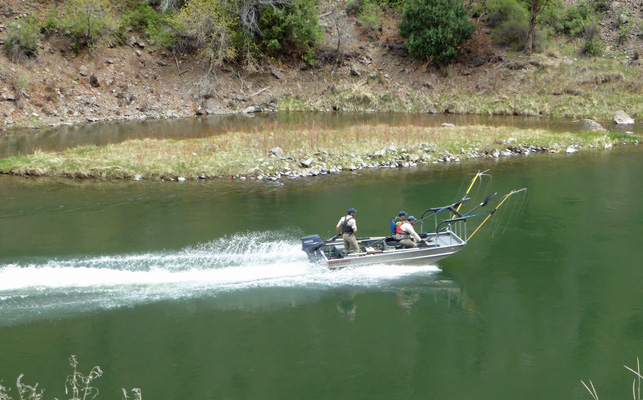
[269,147,285,158]
[566,146,579,154]
[204,98,221,114]
[241,106,262,114]
[89,74,100,88]
[79,65,88,76]
[350,64,361,77]
[581,120,607,132]
[1,87,15,101]
[271,69,283,80]
[301,158,314,168]
[441,123,455,127]
[614,110,634,125]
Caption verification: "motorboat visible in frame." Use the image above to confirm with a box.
[301,171,526,269]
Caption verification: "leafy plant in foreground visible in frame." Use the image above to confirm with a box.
[0,355,141,400]
[582,357,642,400]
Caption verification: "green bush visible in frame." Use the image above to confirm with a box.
[486,0,528,28]
[62,0,117,51]
[257,0,322,65]
[398,0,475,63]
[488,0,546,51]
[120,2,174,47]
[561,0,595,37]
[492,17,527,50]
[581,22,602,56]
[3,16,42,61]
[359,0,383,33]
[43,9,61,36]
[346,0,364,16]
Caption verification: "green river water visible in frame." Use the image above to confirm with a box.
[1,118,643,400]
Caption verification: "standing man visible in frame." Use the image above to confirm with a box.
[337,208,359,253]
[395,216,422,248]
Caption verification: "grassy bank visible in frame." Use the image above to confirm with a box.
[279,50,643,120]
[0,124,638,181]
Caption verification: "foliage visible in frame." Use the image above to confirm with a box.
[581,21,602,56]
[42,9,62,36]
[398,0,475,63]
[122,2,171,37]
[617,23,629,47]
[172,0,238,69]
[257,0,322,65]
[63,0,117,51]
[120,2,174,47]
[345,0,362,16]
[358,0,383,33]
[554,0,596,37]
[486,0,529,28]
[3,16,42,62]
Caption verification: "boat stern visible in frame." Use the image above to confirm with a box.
[301,234,324,262]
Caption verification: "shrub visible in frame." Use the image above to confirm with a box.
[172,0,238,69]
[358,0,383,33]
[561,0,595,37]
[63,0,117,51]
[346,0,363,16]
[398,0,475,63]
[486,0,528,28]
[257,0,322,65]
[581,22,603,56]
[120,2,174,47]
[3,16,42,62]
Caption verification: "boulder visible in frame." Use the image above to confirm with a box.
[204,98,222,114]
[241,105,262,114]
[614,110,634,125]
[581,120,607,132]
[269,147,285,158]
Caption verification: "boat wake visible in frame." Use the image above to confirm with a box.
[0,231,441,326]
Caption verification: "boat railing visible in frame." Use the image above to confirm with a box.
[434,217,467,244]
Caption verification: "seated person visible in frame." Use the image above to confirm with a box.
[390,211,408,234]
[394,216,422,248]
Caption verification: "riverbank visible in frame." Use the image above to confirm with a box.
[0,124,638,181]
[1,0,643,132]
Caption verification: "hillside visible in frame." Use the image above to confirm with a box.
[0,0,642,131]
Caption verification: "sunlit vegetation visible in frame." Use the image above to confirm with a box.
[0,124,637,180]
[0,355,140,400]
[2,0,631,66]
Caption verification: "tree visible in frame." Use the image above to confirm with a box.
[65,0,114,50]
[173,0,238,71]
[398,0,475,63]
[524,0,539,54]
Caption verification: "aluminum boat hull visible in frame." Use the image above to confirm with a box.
[303,231,466,269]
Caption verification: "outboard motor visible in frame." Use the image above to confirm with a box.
[301,234,324,262]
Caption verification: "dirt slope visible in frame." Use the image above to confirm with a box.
[0,0,641,131]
